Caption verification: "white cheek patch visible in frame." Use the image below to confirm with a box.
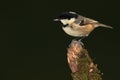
[60,18,75,25]
[60,19,69,25]
[68,18,75,24]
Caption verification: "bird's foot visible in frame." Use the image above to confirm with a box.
[69,39,76,47]
[69,39,84,48]
[78,39,84,47]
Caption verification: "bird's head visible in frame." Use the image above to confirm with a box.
[54,11,79,25]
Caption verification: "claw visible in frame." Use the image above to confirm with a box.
[69,39,76,47]
[69,38,85,48]
[78,39,84,47]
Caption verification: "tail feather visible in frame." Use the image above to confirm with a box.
[98,23,113,29]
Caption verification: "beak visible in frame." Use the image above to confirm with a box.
[53,19,60,21]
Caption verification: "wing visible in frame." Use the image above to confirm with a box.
[74,15,98,26]
[73,15,112,29]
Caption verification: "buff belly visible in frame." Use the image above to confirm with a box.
[62,27,88,37]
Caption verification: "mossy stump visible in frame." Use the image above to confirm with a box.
[67,40,102,80]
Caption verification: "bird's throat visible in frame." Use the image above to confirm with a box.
[63,24,69,27]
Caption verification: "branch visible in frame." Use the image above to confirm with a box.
[67,40,102,80]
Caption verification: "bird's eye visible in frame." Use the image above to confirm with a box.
[61,17,65,19]
[59,14,71,19]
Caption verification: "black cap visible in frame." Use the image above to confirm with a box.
[56,11,78,20]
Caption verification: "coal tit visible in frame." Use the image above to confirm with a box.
[54,11,112,37]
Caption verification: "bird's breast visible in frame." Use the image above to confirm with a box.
[62,24,95,37]
[62,26,84,37]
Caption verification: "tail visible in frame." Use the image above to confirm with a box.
[98,23,113,29]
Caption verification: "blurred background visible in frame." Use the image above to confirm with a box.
[0,0,120,80]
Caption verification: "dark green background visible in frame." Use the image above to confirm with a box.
[0,0,120,80]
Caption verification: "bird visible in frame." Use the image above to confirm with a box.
[54,11,112,46]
